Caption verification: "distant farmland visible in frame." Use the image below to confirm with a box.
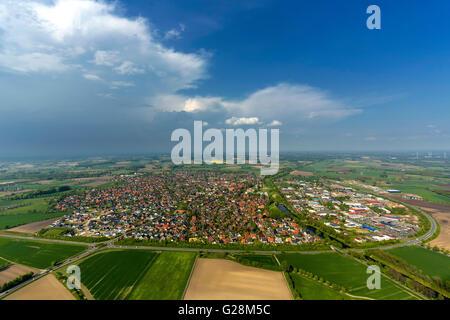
[388,246,450,281]
[278,253,421,300]
[0,237,86,269]
[0,197,64,230]
[76,250,158,300]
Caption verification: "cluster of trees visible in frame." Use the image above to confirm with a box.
[421,242,449,255]
[285,272,302,300]
[0,169,105,181]
[234,256,281,271]
[0,272,33,293]
[390,207,407,215]
[116,237,329,252]
[54,272,86,300]
[37,227,108,243]
[284,263,347,300]
[8,186,71,200]
[295,266,347,293]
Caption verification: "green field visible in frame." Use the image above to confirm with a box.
[0,257,10,270]
[278,253,421,300]
[76,250,158,300]
[128,251,197,300]
[388,246,450,281]
[0,197,64,230]
[288,273,353,300]
[0,198,50,215]
[385,181,450,205]
[0,237,87,269]
[0,212,64,230]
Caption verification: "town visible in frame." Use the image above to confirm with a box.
[53,171,319,245]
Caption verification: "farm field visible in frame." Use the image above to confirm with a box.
[0,198,50,216]
[0,212,64,230]
[278,253,421,300]
[0,257,9,270]
[388,246,450,281]
[4,274,75,300]
[295,159,450,205]
[184,258,292,300]
[76,250,158,300]
[288,273,353,300]
[0,197,64,230]
[0,264,37,286]
[129,251,197,300]
[0,237,87,269]
[8,217,59,233]
[429,212,450,251]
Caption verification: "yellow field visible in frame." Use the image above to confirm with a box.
[0,264,37,286]
[184,258,293,300]
[8,217,59,233]
[4,274,75,300]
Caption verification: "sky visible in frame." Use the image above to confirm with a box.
[0,0,449,157]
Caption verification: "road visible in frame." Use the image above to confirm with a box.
[372,203,438,250]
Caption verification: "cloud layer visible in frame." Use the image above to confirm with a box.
[149,83,361,127]
[0,0,208,92]
[0,0,368,155]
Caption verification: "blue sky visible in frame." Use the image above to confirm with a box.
[0,0,449,157]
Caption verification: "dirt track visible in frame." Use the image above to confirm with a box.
[184,258,293,300]
[4,274,75,300]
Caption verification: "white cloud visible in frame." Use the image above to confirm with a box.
[164,29,181,40]
[365,136,377,141]
[0,0,207,90]
[111,81,134,87]
[223,83,360,122]
[83,73,102,81]
[225,117,261,126]
[164,23,185,40]
[114,61,145,75]
[151,83,361,125]
[97,92,114,99]
[149,94,223,113]
[0,52,68,73]
[267,120,282,127]
[92,50,120,66]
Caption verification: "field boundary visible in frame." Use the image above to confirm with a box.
[282,271,295,300]
[181,253,198,300]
